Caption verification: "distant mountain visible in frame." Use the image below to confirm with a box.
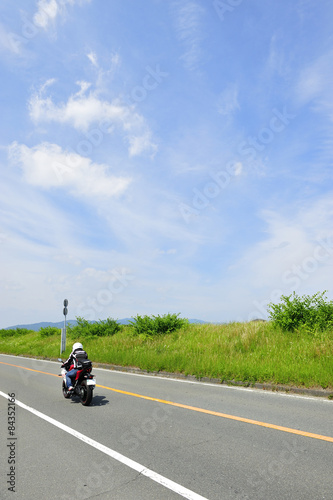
[4,318,209,331]
[188,319,208,324]
[4,320,78,331]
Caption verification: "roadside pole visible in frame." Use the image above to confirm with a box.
[61,299,68,355]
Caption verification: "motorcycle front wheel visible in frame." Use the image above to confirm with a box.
[80,382,93,406]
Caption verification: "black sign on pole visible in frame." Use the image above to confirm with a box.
[61,299,69,355]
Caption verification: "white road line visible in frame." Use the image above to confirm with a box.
[0,390,208,500]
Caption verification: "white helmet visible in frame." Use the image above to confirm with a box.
[73,342,83,351]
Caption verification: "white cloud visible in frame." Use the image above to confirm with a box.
[8,141,131,198]
[33,0,59,29]
[128,130,157,158]
[29,88,123,130]
[0,1,91,58]
[87,51,98,67]
[33,0,90,31]
[40,77,57,92]
[28,80,157,156]
[74,80,92,98]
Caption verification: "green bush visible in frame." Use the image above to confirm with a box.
[0,329,15,338]
[67,317,121,337]
[39,326,61,337]
[130,313,188,338]
[0,328,33,338]
[268,291,333,332]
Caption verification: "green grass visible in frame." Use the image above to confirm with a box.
[1,322,332,389]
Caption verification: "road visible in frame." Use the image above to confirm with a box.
[0,353,332,499]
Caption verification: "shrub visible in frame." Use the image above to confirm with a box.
[0,329,15,338]
[0,328,33,338]
[268,291,333,332]
[130,313,188,338]
[39,326,61,337]
[67,317,121,337]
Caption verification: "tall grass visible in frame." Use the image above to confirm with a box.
[1,321,332,389]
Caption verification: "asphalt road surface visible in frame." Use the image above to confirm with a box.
[0,353,332,499]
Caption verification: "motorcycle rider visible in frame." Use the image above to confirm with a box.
[62,342,88,392]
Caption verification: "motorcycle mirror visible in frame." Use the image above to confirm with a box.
[58,358,63,362]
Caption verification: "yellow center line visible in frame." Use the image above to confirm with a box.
[98,384,333,443]
[0,360,60,377]
[2,360,333,443]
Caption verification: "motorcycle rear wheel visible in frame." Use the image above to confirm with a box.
[80,383,93,406]
[62,381,71,399]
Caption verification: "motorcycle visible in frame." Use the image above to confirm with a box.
[58,358,96,406]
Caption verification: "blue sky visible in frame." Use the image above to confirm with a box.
[0,0,332,328]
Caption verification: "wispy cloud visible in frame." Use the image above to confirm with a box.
[296,50,333,105]
[295,50,333,169]
[231,197,333,292]
[217,84,240,117]
[0,22,23,55]
[266,33,291,78]
[173,1,206,71]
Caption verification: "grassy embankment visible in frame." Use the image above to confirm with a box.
[0,321,332,390]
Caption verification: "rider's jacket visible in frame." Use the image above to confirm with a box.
[62,348,88,370]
